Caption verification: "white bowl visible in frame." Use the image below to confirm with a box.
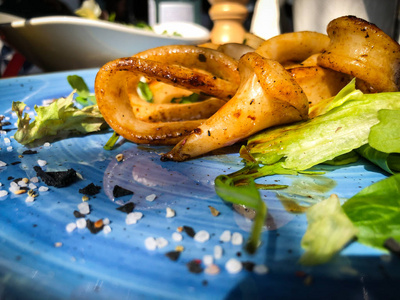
[0,13,210,72]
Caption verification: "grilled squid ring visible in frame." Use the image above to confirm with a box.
[318,16,400,92]
[161,52,309,162]
[285,54,352,110]
[126,78,227,123]
[95,45,240,145]
[255,31,330,65]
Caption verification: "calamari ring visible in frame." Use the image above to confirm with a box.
[318,16,400,92]
[126,77,226,122]
[286,54,352,110]
[125,45,240,100]
[161,52,309,162]
[255,31,330,64]
[95,69,204,145]
[95,45,240,145]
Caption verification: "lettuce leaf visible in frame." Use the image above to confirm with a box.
[342,173,400,251]
[369,109,400,153]
[215,174,266,254]
[245,81,400,171]
[300,194,358,265]
[12,92,106,145]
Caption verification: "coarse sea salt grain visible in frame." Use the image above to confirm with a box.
[25,196,35,203]
[7,146,12,152]
[194,230,210,243]
[172,232,182,242]
[145,194,157,202]
[3,137,10,144]
[66,222,77,232]
[30,177,39,183]
[166,207,175,218]
[231,232,243,245]
[37,159,47,167]
[155,237,168,249]
[103,218,110,225]
[253,264,269,275]
[0,161,7,167]
[78,202,90,215]
[214,245,223,259]
[103,225,112,234]
[44,142,51,147]
[0,190,8,197]
[126,212,143,225]
[145,237,157,251]
[28,183,37,190]
[18,180,27,187]
[38,186,49,192]
[225,258,242,274]
[76,218,87,229]
[203,255,214,266]
[220,230,231,242]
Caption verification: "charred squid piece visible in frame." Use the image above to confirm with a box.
[161,52,309,162]
[317,16,400,93]
[95,69,203,145]
[286,54,352,111]
[95,45,240,145]
[126,78,227,123]
[118,45,240,101]
[255,31,330,65]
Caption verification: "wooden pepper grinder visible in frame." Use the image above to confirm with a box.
[208,0,249,44]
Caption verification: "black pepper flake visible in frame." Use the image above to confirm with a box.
[242,261,255,271]
[186,260,203,274]
[198,53,206,62]
[79,183,101,196]
[113,185,134,198]
[73,210,86,218]
[22,150,38,155]
[183,226,195,238]
[33,166,78,188]
[10,161,21,165]
[384,237,400,256]
[86,219,104,234]
[165,251,181,261]
[116,202,135,213]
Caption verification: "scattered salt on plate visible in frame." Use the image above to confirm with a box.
[166,207,175,218]
[145,237,157,251]
[194,230,210,243]
[37,159,47,167]
[66,222,77,232]
[231,232,243,245]
[76,218,87,229]
[172,232,182,242]
[219,230,231,242]
[214,245,223,259]
[145,194,157,202]
[225,258,242,274]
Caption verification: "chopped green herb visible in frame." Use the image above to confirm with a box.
[103,131,120,150]
[171,93,200,104]
[67,75,96,106]
[137,81,153,103]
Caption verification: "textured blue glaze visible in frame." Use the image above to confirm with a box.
[0,70,398,300]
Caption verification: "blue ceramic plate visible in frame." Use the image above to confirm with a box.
[0,69,398,300]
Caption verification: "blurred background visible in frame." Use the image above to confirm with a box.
[1,0,292,77]
[0,0,399,77]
